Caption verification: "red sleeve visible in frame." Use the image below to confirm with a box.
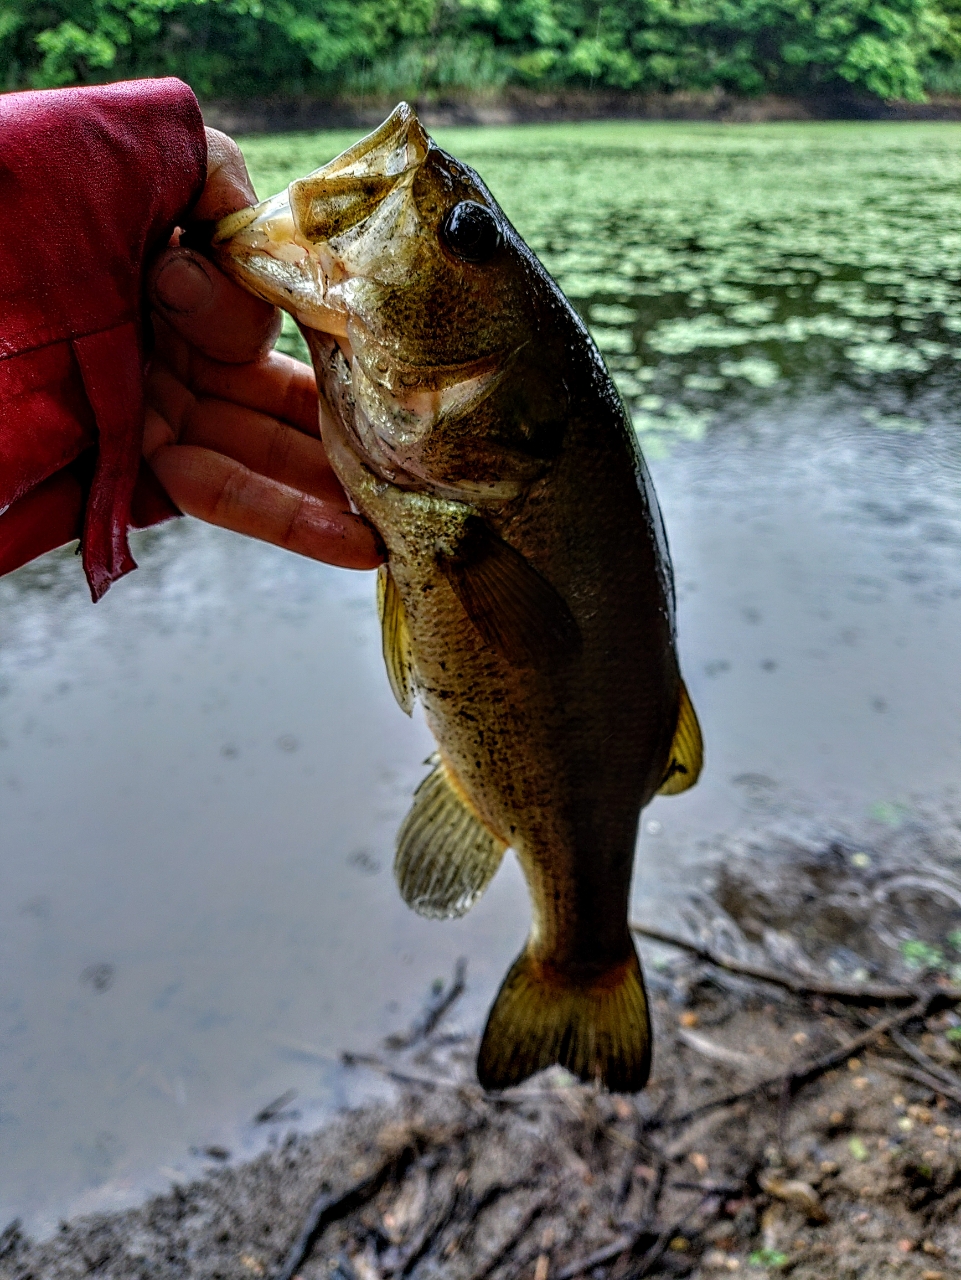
[0,78,206,599]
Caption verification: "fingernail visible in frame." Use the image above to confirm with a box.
[154,255,214,313]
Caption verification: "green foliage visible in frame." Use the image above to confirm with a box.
[1,0,957,100]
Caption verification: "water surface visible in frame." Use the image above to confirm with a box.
[4,121,961,1233]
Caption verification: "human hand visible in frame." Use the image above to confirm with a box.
[143,128,383,571]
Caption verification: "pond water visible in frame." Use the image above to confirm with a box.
[4,121,961,1234]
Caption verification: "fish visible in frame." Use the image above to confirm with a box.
[212,104,702,1092]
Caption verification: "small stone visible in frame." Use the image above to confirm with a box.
[819,1161,839,1174]
[921,1272,944,1280]
[853,1076,869,1089]
[690,1152,710,1175]
[898,1117,914,1131]
[792,1031,808,1045]
[897,1238,915,1253]
[922,1242,946,1258]
[933,1125,950,1138]
[669,1236,689,1252]
[679,1010,699,1027]
[847,1058,862,1071]
[829,1110,845,1125]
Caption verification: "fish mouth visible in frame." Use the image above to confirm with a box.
[211,103,429,339]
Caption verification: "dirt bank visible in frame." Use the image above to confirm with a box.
[3,835,961,1280]
[201,89,961,135]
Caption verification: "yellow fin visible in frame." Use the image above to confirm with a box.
[395,758,507,919]
[377,564,415,715]
[657,681,703,796]
[437,518,580,668]
[477,946,651,1092]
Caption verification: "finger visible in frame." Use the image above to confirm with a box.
[142,405,177,459]
[149,249,281,365]
[169,349,320,436]
[148,444,384,570]
[145,361,196,443]
[174,397,346,504]
[191,128,257,223]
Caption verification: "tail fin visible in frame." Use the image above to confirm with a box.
[477,945,651,1093]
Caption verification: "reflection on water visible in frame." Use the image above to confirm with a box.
[4,122,961,1233]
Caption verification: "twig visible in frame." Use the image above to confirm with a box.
[631,921,936,1003]
[889,1028,961,1095]
[628,1197,710,1279]
[553,1233,639,1280]
[877,1056,961,1106]
[253,1088,298,1124]
[273,1144,416,1280]
[467,1188,554,1280]
[654,995,933,1129]
[669,1179,744,1196]
[385,957,468,1051]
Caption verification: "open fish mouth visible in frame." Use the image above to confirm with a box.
[211,103,429,341]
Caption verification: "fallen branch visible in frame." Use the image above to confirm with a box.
[631,921,934,1003]
[273,1144,415,1280]
[654,995,932,1129]
[888,1028,961,1096]
[385,957,468,1051]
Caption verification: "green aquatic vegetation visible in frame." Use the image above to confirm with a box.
[720,357,781,387]
[589,325,635,354]
[847,343,932,372]
[862,408,924,432]
[240,122,961,448]
[589,303,638,324]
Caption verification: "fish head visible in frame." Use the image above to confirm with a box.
[214,103,571,502]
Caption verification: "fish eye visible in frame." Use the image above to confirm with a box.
[440,201,501,264]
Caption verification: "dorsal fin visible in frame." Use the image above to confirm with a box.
[437,518,580,669]
[657,680,703,795]
[395,757,507,919]
[377,564,415,715]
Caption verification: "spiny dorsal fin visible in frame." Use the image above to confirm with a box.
[436,518,580,669]
[377,563,415,715]
[477,946,651,1093]
[395,757,507,919]
[657,680,703,796]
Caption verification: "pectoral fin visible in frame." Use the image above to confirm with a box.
[437,518,580,668]
[657,681,703,795]
[377,564,415,715]
[396,757,507,919]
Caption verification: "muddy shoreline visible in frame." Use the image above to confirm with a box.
[4,837,961,1279]
[200,89,961,135]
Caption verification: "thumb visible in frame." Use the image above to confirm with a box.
[149,247,281,365]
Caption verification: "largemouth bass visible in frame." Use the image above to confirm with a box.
[213,105,702,1092]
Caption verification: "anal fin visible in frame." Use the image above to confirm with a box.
[377,563,415,715]
[396,757,507,919]
[477,945,651,1092]
[657,680,703,796]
